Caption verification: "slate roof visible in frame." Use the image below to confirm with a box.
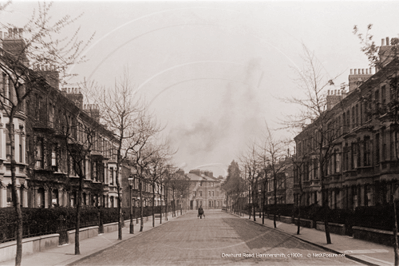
[186,173,218,182]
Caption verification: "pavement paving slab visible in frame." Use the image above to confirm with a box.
[0,212,184,266]
[236,212,394,266]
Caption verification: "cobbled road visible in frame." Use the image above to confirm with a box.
[73,210,361,266]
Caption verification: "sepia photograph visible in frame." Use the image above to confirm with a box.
[0,0,398,265]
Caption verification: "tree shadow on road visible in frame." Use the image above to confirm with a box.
[222,218,323,252]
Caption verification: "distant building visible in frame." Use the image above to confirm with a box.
[186,169,225,210]
[121,163,166,209]
[265,157,294,205]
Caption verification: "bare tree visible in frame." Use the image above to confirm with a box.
[283,45,344,244]
[0,3,93,264]
[240,144,263,222]
[258,125,289,228]
[147,145,172,227]
[87,72,142,240]
[128,112,163,232]
[162,164,179,219]
[164,169,189,216]
[60,107,104,255]
[172,171,190,214]
[0,1,11,11]
[292,154,306,235]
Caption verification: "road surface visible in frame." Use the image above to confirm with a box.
[73,210,361,265]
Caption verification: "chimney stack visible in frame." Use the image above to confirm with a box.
[378,36,396,69]
[36,64,60,90]
[2,28,28,65]
[63,87,84,109]
[348,68,373,92]
[84,103,100,123]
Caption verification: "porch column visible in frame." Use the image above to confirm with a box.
[0,186,6,207]
[360,185,366,206]
[44,189,49,208]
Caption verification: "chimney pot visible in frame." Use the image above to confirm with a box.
[387,37,390,46]
[362,69,364,74]
[350,69,353,75]
[382,38,385,46]
[18,28,23,38]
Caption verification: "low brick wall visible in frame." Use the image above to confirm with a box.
[0,234,59,263]
[103,222,119,233]
[293,218,313,228]
[352,226,395,246]
[316,221,346,235]
[280,215,293,224]
[68,226,99,244]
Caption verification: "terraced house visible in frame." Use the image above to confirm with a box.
[294,37,399,210]
[0,29,122,208]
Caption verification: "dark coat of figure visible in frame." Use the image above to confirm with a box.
[198,206,204,219]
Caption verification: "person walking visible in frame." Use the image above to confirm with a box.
[198,206,204,219]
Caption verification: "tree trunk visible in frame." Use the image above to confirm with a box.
[297,193,302,235]
[262,185,265,225]
[252,188,256,222]
[75,175,83,255]
[9,120,23,266]
[240,192,243,216]
[140,179,143,232]
[172,189,176,217]
[274,176,277,228]
[116,148,122,240]
[165,187,168,221]
[248,186,251,220]
[160,185,162,224]
[152,182,155,227]
[322,189,332,244]
[116,177,122,240]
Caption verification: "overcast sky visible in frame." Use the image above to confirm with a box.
[3,1,399,176]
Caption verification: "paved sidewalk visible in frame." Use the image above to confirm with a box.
[0,212,185,266]
[234,212,393,266]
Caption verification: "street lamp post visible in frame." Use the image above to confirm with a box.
[136,196,139,224]
[128,177,134,234]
